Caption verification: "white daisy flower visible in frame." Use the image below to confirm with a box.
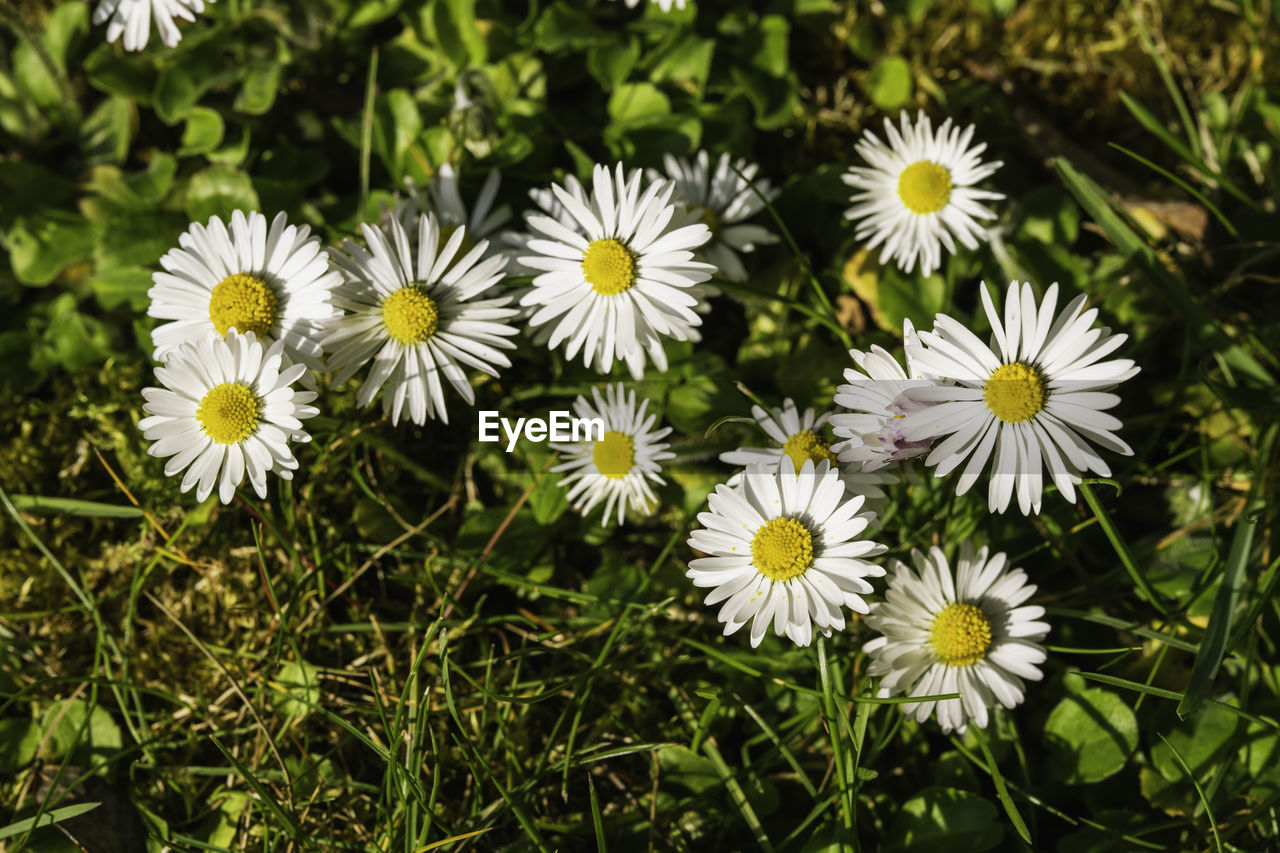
[720,398,893,506]
[830,319,941,472]
[93,0,211,51]
[391,164,512,262]
[323,213,520,426]
[518,163,715,379]
[896,279,1140,515]
[649,151,779,283]
[687,459,887,648]
[843,111,1004,276]
[616,0,687,10]
[863,541,1049,734]
[549,383,674,526]
[138,330,318,505]
[148,210,341,371]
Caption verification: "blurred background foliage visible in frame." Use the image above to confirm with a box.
[2,0,1280,849]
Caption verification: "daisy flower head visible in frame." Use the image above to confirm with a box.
[863,541,1049,734]
[138,329,318,505]
[518,163,715,379]
[548,383,674,526]
[391,165,512,262]
[843,111,1004,276]
[148,209,341,370]
[615,0,688,10]
[648,151,779,283]
[94,0,212,52]
[831,319,941,472]
[897,280,1140,515]
[720,398,893,507]
[323,213,519,426]
[687,460,887,648]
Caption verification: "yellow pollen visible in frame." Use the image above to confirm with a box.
[983,362,1047,423]
[208,273,278,337]
[581,238,637,296]
[780,430,836,473]
[195,382,261,445]
[438,223,477,258]
[929,602,992,667]
[382,286,440,344]
[750,517,814,582]
[689,204,720,233]
[593,431,635,479]
[897,161,953,215]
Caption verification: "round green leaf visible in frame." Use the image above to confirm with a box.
[179,107,225,156]
[184,165,260,223]
[885,787,1002,852]
[1044,688,1139,784]
[868,55,914,110]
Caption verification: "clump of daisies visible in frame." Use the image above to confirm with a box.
[94,0,213,52]
[896,280,1140,514]
[139,330,318,504]
[844,111,1004,276]
[549,383,674,526]
[517,163,715,378]
[863,542,1049,734]
[686,460,887,648]
[649,151,779,283]
[147,209,341,370]
[323,213,520,426]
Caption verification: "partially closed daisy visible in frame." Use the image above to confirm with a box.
[649,151,778,283]
[139,330,318,504]
[720,398,893,507]
[687,460,887,648]
[324,214,519,426]
[831,320,940,472]
[843,111,1003,276]
[863,542,1049,734]
[392,165,512,262]
[897,280,1140,515]
[519,163,715,379]
[148,210,340,370]
[549,383,674,526]
[94,0,212,52]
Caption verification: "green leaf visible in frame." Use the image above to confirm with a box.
[528,470,569,526]
[154,64,204,124]
[84,43,157,102]
[347,0,403,28]
[656,745,720,795]
[867,56,913,110]
[1044,688,1139,784]
[12,2,87,122]
[88,267,154,311]
[884,787,1002,852]
[235,63,282,116]
[587,39,640,91]
[747,15,790,77]
[79,96,132,167]
[4,210,99,286]
[532,3,612,52]
[372,89,422,183]
[877,265,946,331]
[1015,186,1080,245]
[40,699,123,764]
[0,718,41,774]
[1152,701,1241,783]
[648,33,716,93]
[179,107,226,156]
[272,660,321,722]
[184,165,261,223]
[6,495,144,518]
[426,0,487,68]
[607,82,671,126]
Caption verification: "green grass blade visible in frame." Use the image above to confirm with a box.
[1156,733,1223,852]
[1074,671,1277,728]
[0,803,101,841]
[1178,423,1276,718]
[1107,143,1239,237]
[1079,482,1169,617]
[587,774,607,852]
[5,495,145,518]
[970,727,1032,845]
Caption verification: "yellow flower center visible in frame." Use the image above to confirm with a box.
[780,430,836,473]
[208,273,278,337]
[581,238,637,296]
[195,382,262,445]
[438,223,477,258]
[929,602,992,667]
[593,430,635,479]
[897,161,953,215]
[689,204,720,234]
[750,517,814,582]
[983,362,1047,424]
[382,286,440,345]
